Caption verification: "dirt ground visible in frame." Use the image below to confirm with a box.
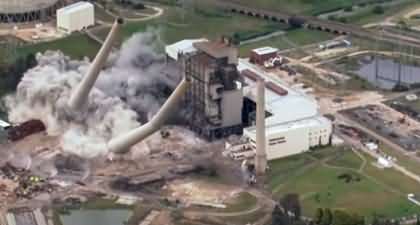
[0,21,64,43]
[164,179,242,205]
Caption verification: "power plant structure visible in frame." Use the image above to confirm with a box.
[166,39,333,161]
[0,0,66,23]
[181,38,244,140]
[68,18,123,111]
[56,1,95,34]
[68,18,191,154]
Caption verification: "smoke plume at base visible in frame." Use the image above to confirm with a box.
[3,31,181,158]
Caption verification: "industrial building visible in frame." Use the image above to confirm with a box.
[249,46,279,65]
[183,39,244,140]
[166,38,244,140]
[56,1,94,33]
[166,39,332,159]
[0,0,65,23]
[239,60,332,160]
[165,38,208,61]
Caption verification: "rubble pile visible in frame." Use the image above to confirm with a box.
[0,164,56,199]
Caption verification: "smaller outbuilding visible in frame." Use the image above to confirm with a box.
[57,1,95,34]
[377,157,392,168]
[250,47,278,65]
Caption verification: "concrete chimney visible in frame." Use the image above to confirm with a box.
[255,79,267,176]
[68,18,124,110]
[107,78,190,154]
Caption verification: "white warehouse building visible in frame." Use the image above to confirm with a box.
[57,1,94,34]
[239,59,333,160]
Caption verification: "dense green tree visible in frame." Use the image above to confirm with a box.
[321,208,333,225]
[272,205,289,225]
[372,6,385,14]
[315,208,324,225]
[332,210,364,225]
[280,193,301,221]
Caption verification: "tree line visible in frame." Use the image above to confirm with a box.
[272,193,419,225]
[0,53,36,98]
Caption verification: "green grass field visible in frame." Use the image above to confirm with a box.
[13,5,261,62]
[93,6,280,45]
[232,0,365,15]
[17,33,101,60]
[341,0,418,25]
[268,146,420,219]
[238,28,335,57]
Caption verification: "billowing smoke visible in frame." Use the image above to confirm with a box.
[97,30,182,120]
[3,31,182,158]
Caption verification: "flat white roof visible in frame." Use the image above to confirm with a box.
[57,1,93,14]
[165,38,209,61]
[245,116,330,137]
[252,46,278,55]
[238,58,319,125]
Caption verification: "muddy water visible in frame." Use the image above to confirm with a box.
[59,209,132,225]
[355,57,420,89]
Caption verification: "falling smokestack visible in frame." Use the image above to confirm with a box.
[255,79,267,176]
[107,78,190,153]
[68,18,124,110]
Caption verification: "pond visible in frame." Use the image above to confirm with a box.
[354,56,420,90]
[59,208,132,225]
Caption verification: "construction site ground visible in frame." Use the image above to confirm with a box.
[341,104,420,152]
[0,125,275,225]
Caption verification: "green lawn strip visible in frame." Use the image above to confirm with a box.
[325,148,364,170]
[268,153,316,191]
[17,33,101,60]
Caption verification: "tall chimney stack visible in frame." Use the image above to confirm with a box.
[68,18,123,110]
[107,78,190,154]
[255,79,267,176]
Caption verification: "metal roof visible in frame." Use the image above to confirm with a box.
[238,58,319,125]
[57,1,93,14]
[165,38,208,61]
[245,116,331,137]
[252,46,278,55]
